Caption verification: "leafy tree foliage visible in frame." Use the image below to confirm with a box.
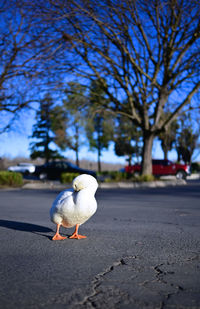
[64,82,88,167]
[52,82,88,167]
[176,114,199,164]
[86,80,114,172]
[158,114,179,160]
[86,113,114,172]
[114,116,142,164]
[50,105,68,151]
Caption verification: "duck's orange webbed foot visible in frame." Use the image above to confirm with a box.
[69,233,87,239]
[52,224,67,241]
[52,233,67,241]
[69,224,87,240]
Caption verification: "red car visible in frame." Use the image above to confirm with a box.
[125,159,190,179]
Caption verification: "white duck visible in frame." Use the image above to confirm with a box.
[50,174,98,240]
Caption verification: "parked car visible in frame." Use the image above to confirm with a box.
[8,163,36,175]
[125,159,190,179]
[34,161,97,180]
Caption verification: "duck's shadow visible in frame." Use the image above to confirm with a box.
[0,219,58,240]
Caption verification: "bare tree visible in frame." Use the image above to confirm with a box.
[21,0,200,174]
[0,1,43,133]
[0,0,67,133]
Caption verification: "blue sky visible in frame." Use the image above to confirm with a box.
[0,109,181,164]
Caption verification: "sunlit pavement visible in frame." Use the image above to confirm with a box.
[0,181,200,308]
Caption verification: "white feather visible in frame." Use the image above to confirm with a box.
[50,174,98,229]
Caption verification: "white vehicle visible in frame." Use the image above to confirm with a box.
[8,163,35,174]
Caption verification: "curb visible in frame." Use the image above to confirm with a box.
[21,179,187,190]
[99,179,187,189]
[22,182,69,190]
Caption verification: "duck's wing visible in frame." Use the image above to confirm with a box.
[51,189,74,211]
[50,189,75,226]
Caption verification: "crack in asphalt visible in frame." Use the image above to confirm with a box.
[74,255,137,308]
[36,253,200,309]
[159,285,185,309]
[35,256,136,309]
[151,258,200,309]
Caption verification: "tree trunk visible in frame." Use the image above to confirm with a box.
[44,141,49,163]
[75,149,79,167]
[177,147,181,162]
[163,146,168,160]
[97,125,102,173]
[75,125,79,167]
[97,147,101,173]
[142,132,154,175]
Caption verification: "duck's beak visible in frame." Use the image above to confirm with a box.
[73,181,85,191]
[73,183,79,191]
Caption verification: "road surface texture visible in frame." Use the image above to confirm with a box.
[0,181,200,309]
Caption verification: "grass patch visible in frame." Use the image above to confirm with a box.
[0,171,23,187]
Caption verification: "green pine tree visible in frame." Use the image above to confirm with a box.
[176,114,199,164]
[30,95,62,163]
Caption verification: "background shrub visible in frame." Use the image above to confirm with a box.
[0,171,23,186]
[135,174,155,182]
[61,172,80,184]
[98,171,128,182]
[107,171,128,182]
[98,171,156,182]
[191,162,200,173]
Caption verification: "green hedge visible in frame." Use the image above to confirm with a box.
[191,162,200,173]
[0,171,23,187]
[98,171,129,182]
[98,171,155,182]
[60,172,80,184]
[105,171,128,182]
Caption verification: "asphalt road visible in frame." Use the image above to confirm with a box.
[0,181,200,309]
